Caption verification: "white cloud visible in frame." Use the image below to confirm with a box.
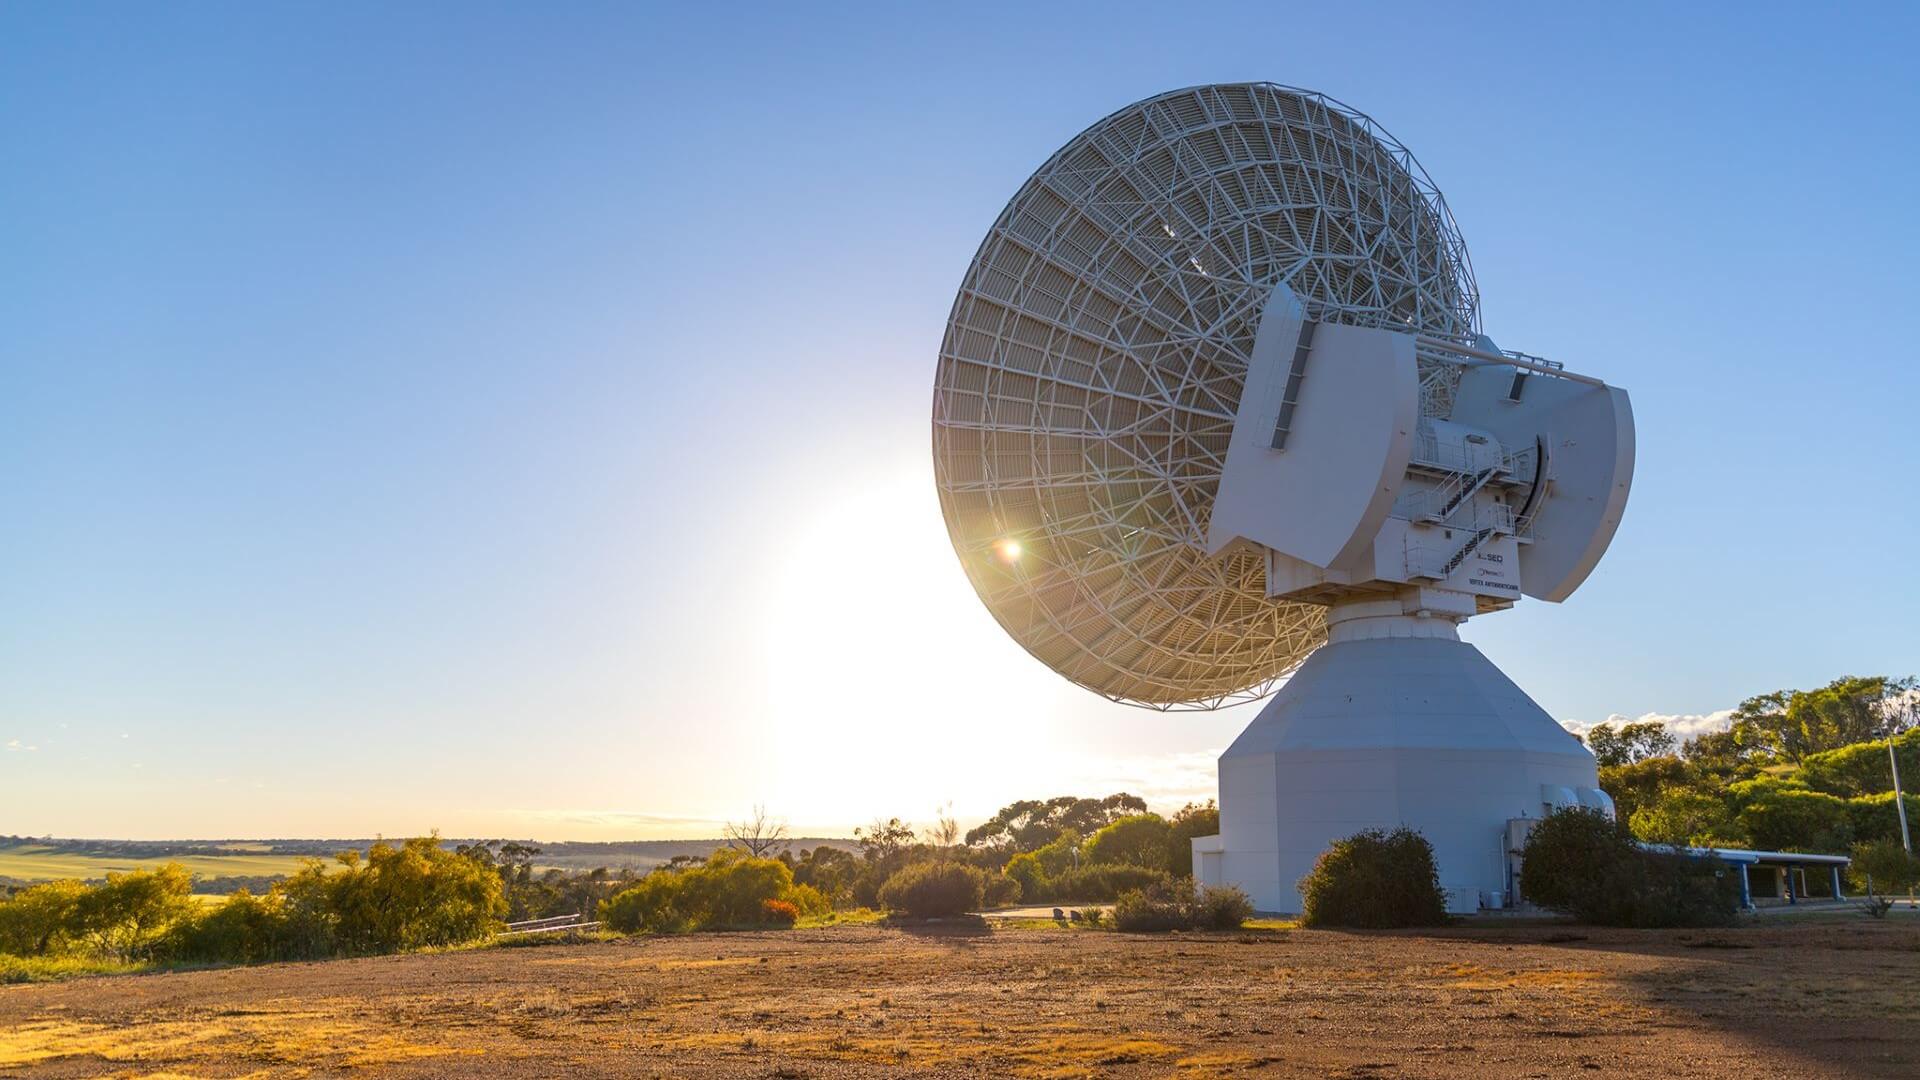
[1560,709,1735,742]
[4,739,18,752]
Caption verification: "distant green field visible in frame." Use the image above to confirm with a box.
[0,844,312,886]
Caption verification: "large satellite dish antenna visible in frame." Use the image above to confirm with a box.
[933,84,1633,911]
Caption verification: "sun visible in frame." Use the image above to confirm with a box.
[994,538,1022,563]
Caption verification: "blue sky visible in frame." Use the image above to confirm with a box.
[3,3,1916,839]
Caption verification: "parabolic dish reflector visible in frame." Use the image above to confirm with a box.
[932,83,1480,709]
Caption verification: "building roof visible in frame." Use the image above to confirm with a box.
[1643,843,1850,866]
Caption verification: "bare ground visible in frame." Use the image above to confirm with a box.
[3,920,1918,1078]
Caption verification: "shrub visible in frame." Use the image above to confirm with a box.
[1082,814,1172,870]
[781,883,831,919]
[171,890,291,964]
[598,850,795,933]
[1166,801,1220,876]
[1046,864,1170,903]
[71,865,199,961]
[1109,881,1251,932]
[1299,828,1448,929]
[599,873,693,934]
[982,872,1022,908]
[323,838,507,953]
[1112,884,1188,932]
[1521,808,1738,928]
[1004,852,1046,899]
[1030,830,1082,879]
[1074,906,1104,927]
[1728,778,1852,853]
[1188,884,1254,930]
[759,898,799,926]
[680,850,794,927]
[877,862,985,918]
[0,879,89,957]
[1851,838,1920,895]
[1519,809,1621,913]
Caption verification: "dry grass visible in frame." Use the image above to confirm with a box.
[2,921,1916,1077]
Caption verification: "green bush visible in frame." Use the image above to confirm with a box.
[1844,792,1912,847]
[1166,801,1220,876]
[171,890,291,964]
[321,838,507,953]
[1521,808,1738,928]
[1110,881,1253,932]
[1003,852,1045,898]
[0,835,506,967]
[1851,838,1920,895]
[598,849,796,933]
[759,898,799,926]
[1045,864,1170,903]
[783,882,831,919]
[1112,887,1187,932]
[599,873,689,934]
[1082,814,1172,870]
[1299,828,1448,929]
[1728,778,1852,853]
[1519,809,1622,913]
[1030,830,1082,879]
[0,879,88,957]
[982,872,1022,908]
[877,861,985,918]
[1189,884,1254,930]
[678,849,794,927]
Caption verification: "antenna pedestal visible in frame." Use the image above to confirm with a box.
[1195,623,1604,914]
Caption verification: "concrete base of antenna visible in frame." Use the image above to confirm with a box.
[1192,602,1607,914]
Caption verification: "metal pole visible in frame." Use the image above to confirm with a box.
[1892,731,1913,855]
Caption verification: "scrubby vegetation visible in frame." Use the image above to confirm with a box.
[1298,827,1449,928]
[597,849,818,932]
[877,861,986,918]
[0,836,507,974]
[1111,881,1252,932]
[1520,808,1739,927]
[1590,676,1919,888]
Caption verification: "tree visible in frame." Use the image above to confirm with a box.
[1082,814,1172,870]
[1680,728,1751,774]
[1597,755,1692,826]
[1729,676,1917,763]
[1166,800,1220,877]
[1728,778,1852,853]
[927,802,961,848]
[1521,809,1737,928]
[74,864,197,961]
[0,878,89,956]
[1851,839,1920,895]
[790,846,858,906]
[725,805,790,858]
[1798,728,1920,798]
[321,836,507,954]
[854,817,917,865]
[963,793,1147,853]
[1585,721,1675,767]
[1627,789,1745,848]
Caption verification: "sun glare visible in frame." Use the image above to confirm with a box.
[995,538,1022,562]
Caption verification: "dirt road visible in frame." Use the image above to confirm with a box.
[4,921,1916,1077]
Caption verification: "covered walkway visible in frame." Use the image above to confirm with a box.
[1651,844,1851,910]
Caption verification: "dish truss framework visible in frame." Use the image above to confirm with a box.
[932,83,1483,710]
